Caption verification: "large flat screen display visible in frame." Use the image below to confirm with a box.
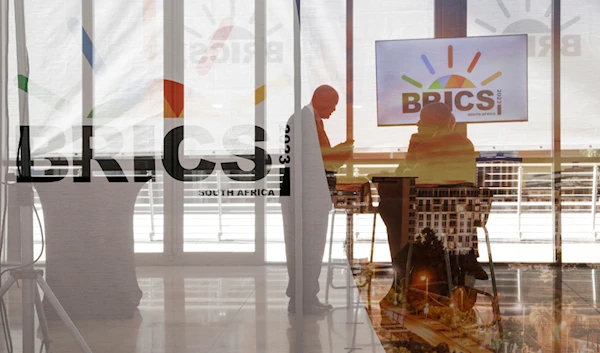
[376,35,528,126]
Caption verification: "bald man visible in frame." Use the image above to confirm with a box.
[280,85,353,314]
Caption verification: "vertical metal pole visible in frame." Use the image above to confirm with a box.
[403,242,413,304]
[20,190,35,353]
[345,211,353,266]
[0,0,9,267]
[551,1,562,264]
[369,212,377,263]
[484,221,503,339]
[216,171,223,240]
[593,269,597,306]
[79,0,95,181]
[517,165,523,239]
[346,208,353,330]
[551,1,563,352]
[517,268,521,303]
[12,0,35,349]
[346,0,353,178]
[522,306,525,348]
[82,0,94,128]
[325,210,336,303]
[345,5,355,342]
[13,0,30,129]
[292,0,304,349]
[435,0,467,136]
[254,0,266,263]
[148,172,156,241]
[592,166,597,238]
[163,0,184,264]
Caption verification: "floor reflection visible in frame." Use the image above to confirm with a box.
[365,265,600,353]
[1,266,383,353]
[1,265,598,352]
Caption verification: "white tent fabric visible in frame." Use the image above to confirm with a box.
[3,0,600,160]
[467,0,600,152]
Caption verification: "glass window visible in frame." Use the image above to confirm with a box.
[561,0,600,263]
[265,0,349,262]
[353,1,434,153]
[468,0,554,262]
[7,1,83,159]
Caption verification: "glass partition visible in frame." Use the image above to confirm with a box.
[561,0,600,263]
[468,0,554,262]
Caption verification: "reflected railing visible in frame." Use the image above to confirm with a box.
[344,161,600,244]
[476,162,600,242]
[15,160,600,262]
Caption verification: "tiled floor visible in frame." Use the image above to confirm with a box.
[0,265,385,353]
[1,265,600,353]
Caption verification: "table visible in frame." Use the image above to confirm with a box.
[33,176,151,319]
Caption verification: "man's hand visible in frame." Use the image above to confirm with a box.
[334,139,354,152]
[322,140,353,171]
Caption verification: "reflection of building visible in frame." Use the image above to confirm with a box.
[366,178,493,254]
[413,186,493,254]
[477,151,522,201]
[369,176,418,237]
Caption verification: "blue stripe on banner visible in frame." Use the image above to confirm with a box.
[68,18,104,72]
[82,27,94,68]
[421,54,435,75]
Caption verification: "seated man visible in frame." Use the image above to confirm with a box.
[398,102,477,185]
[379,103,486,286]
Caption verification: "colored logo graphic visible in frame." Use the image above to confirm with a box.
[68,18,105,73]
[164,80,185,118]
[473,0,581,57]
[401,46,502,90]
[186,0,284,75]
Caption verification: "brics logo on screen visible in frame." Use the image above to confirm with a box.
[402,45,503,117]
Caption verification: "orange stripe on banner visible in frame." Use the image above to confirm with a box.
[467,52,481,73]
[164,99,176,118]
[164,79,184,118]
[255,85,266,105]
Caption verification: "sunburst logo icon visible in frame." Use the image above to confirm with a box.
[401,46,502,90]
[186,0,284,75]
[473,0,581,57]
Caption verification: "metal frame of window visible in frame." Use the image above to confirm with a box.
[0,0,566,270]
[150,0,268,266]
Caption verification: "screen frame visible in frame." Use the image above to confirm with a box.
[374,34,529,127]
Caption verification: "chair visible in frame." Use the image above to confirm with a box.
[366,182,504,336]
[324,178,400,311]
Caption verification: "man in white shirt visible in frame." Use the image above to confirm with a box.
[280,85,353,314]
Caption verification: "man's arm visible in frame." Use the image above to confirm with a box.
[321,141,353,171]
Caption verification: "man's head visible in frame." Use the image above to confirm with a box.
[312,85,339,119]
[417,102,455,136]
